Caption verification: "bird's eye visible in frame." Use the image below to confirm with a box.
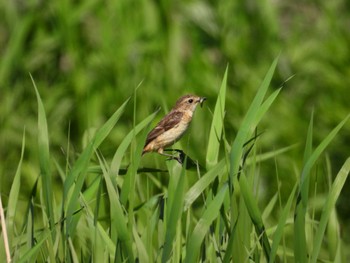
[188,99,193,103]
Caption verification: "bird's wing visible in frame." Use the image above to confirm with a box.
[144,111,184,146]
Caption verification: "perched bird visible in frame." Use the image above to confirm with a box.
[142,94,206,161]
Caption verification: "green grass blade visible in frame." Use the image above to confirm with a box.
[294,112,314,262]
[253,88,281,128]
[17,229,51,263]
[294,114,349,262]
[300,113,336,201]
[262,193,278,221]
[6,129,25,247]
[184,158,226,211]
[310,157,350,263]
[161,163,187,263]
[64,97,130,196]
[65,98,130,237]
[246,144,298,165]
[269,182,298,263]
[206,65,227,170]
[133,225,149,263]
[239,173,271,260]
[65,142,94,237]
[110,110,159,176]
[184,184,228,263]
[227,57,279,261]
[68,237,79,263]
[230,56,279,179]
[31,75,55,238]
[99,154,134,261]
[222,218,238,263]
[120,125,150,259]
[303,110,314,164]
[327,209,341,261]
[79,188,118,260]
[120,114,156,205]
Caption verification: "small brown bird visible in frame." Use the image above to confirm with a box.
[142,94,206,161]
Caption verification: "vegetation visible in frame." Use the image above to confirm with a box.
[0,0,349,262]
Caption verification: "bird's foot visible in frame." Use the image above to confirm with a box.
[164,149,186,165]
[166,155,183,165]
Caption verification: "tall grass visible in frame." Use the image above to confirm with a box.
[1,59,349,262]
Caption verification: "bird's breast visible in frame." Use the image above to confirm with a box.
[151,118,190,149]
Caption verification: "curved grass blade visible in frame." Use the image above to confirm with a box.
[253,88,281,128]
[239,173,271,261]
[120,113,157,205]
[294,111,314,262]
[299,115,349,202]
[64,97,130,194]
[6,129,26,249]
[184,184,228,263]
[294,114,349,262]
[79,187,118,261]
[110,109,159,176]
[225,57,280,262]
[246,144,298,165]
[17,229,51,263]
[206,65,227,170]
[262,192,278,221]
[64,98,130,237]
[98,154,134,261]
[310,157,350,263]
[269,182,298,263]
[184,158,226,211]
[161,162,187,263]
[31,75,55,238]
[230,56,279,180]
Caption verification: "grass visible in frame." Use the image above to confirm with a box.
[1,0,350,262]
[1,58,349,262]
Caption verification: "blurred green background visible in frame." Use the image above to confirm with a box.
[1,0,349,247]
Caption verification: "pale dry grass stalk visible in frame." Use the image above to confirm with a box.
[0,195,11,263]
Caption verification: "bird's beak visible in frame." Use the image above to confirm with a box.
[199,97,207,107]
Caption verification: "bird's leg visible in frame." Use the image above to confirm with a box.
[158,149,183,164]
[165,149,186,164]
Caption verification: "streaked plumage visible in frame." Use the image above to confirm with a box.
[142,95,206,157]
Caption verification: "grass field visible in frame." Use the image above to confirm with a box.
[1,0,350,262]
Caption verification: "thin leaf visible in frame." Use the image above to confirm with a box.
[294,112,314,262]
[239,173,271,260]
[310,157,350,263]
[98,154,134,261]
[269,182,298,263]
[17,230,51,263]
[31,75,55,238]
[184,158,226,211]
[230,56,279,180]
[162,163,187,263]
[110,109,159,176]
[64,98,130,196]
[184,184,228,263]
[206,65,227,170]
[64,98,130,237]
[227,57,279,262]
[120,114,156,205]
[294,114,349,263]
[6,129,26,246]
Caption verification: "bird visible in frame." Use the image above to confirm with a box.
[142,94,206,162]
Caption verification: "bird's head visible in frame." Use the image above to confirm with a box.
[173,94,206,112]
